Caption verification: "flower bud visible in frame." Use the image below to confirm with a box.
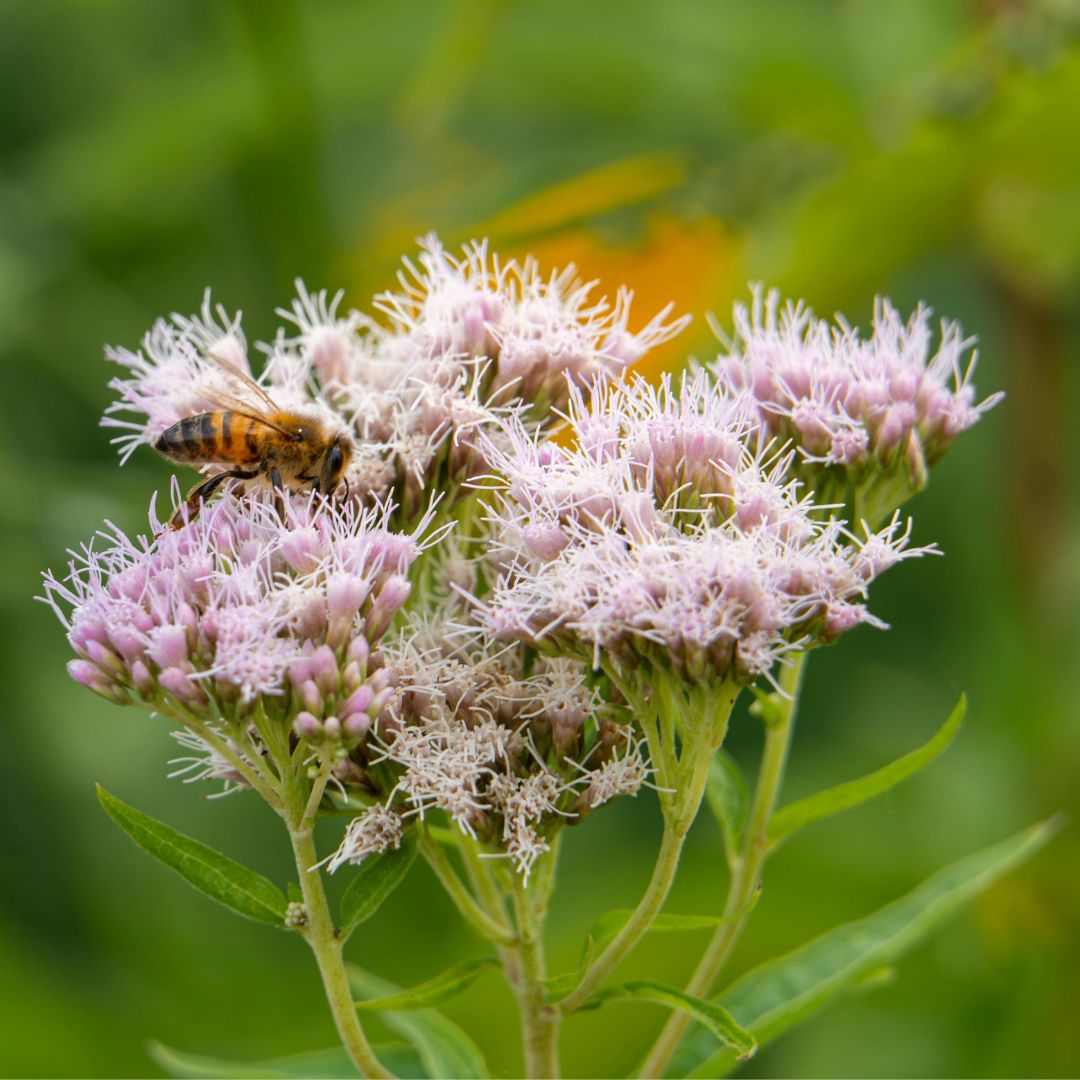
[347,635,370,669]
[300,679,323,713]
[149,625,189,669]
[159,666,207,709]
[85,639,125,676]
[365,575,411,642]
[341,684,374,718]
[310,645,339,695]
[343,712,371,740]
[342,661,362,692]
[295,710,322,741]
[67,659,126,704]
[522,523,569,560]
[129,660,154,696]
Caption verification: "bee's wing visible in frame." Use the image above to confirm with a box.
[204,347,282,413]
[199,350,299,438]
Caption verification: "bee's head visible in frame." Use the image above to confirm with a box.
[320,433,354,498]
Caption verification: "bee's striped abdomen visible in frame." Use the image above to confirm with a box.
[156,410,262,465]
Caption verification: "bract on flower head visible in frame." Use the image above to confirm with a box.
[475,371,932,687]
[711,286,1003,525]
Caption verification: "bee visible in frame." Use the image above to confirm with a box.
[155,354,353,528]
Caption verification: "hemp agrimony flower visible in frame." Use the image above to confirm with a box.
[40,237,1035,1080]
[476,371,928,687]
[711,286,1003,524]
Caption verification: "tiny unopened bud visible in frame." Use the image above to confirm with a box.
[300,679,323,713]
[284,901,308,929]
[67,659,126,704]
[341,684,374,718]
[348,635,370,669]
[365,575,411,642]
[343,712,371,740]
[342,661,362,693]
[295,710,322,741]
[310,645,339,695]
[129,660,154,696]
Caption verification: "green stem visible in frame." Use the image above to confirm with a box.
[503,860,561,1078]
[277,750,392,1079]
[288,824,395,1079]
[559,680,739,1014]
[420,832,516,945]
[637,654,807,1079]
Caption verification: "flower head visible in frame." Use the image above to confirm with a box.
[41,491,424,750]
[319,617,646,879]
[475,371,931,685]
[710,287,1003,524]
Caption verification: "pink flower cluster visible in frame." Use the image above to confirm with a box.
[711,287,1002,515]
[476,372,931,685]
[102,236,689,525]
[40,491,423,746]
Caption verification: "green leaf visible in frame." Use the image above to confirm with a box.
[587,898,761,960]
[767,695,966,849]
[96,785,287,926]
[348,966,490,1079]
[148,1039,425,1078]
[545,899,760,1006]
[706,750,749,870]
[672,817,1058,1078]
[589,980,756,1061]
[354,957,499,1012]
[339,832,418,939]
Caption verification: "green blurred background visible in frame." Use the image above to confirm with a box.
[3,1,1079,1076]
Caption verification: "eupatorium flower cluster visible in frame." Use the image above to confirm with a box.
[40,492,422,745]
[711,287,1003,519]
[43,239,1004,882]
[327,622,647,878]
[102,235,688,525]
[476,372,930,685]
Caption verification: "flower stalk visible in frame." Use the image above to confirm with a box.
[559,679,740,1015]
[637,653,806,1078]
[281,755,395,1080]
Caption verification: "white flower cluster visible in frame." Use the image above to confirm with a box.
[476,372,931,684]
[324,622,648,879]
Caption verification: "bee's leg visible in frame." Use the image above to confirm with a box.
[269,466,286,521]
[169,469,258,530]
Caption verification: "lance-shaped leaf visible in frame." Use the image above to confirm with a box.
[339,832,418,939]
[148,1039,426,1078]
[706,750,748,871]
[545,898,761,1005]
[348,966,490,1079]
[97,785,287,926]
[588,981,756,1061]
[767,695,965,849]
[354,958,499,1012]
[670,817,1058,1078]
[587,894,761,960]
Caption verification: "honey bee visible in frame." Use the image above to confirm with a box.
[155,354,353,528]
